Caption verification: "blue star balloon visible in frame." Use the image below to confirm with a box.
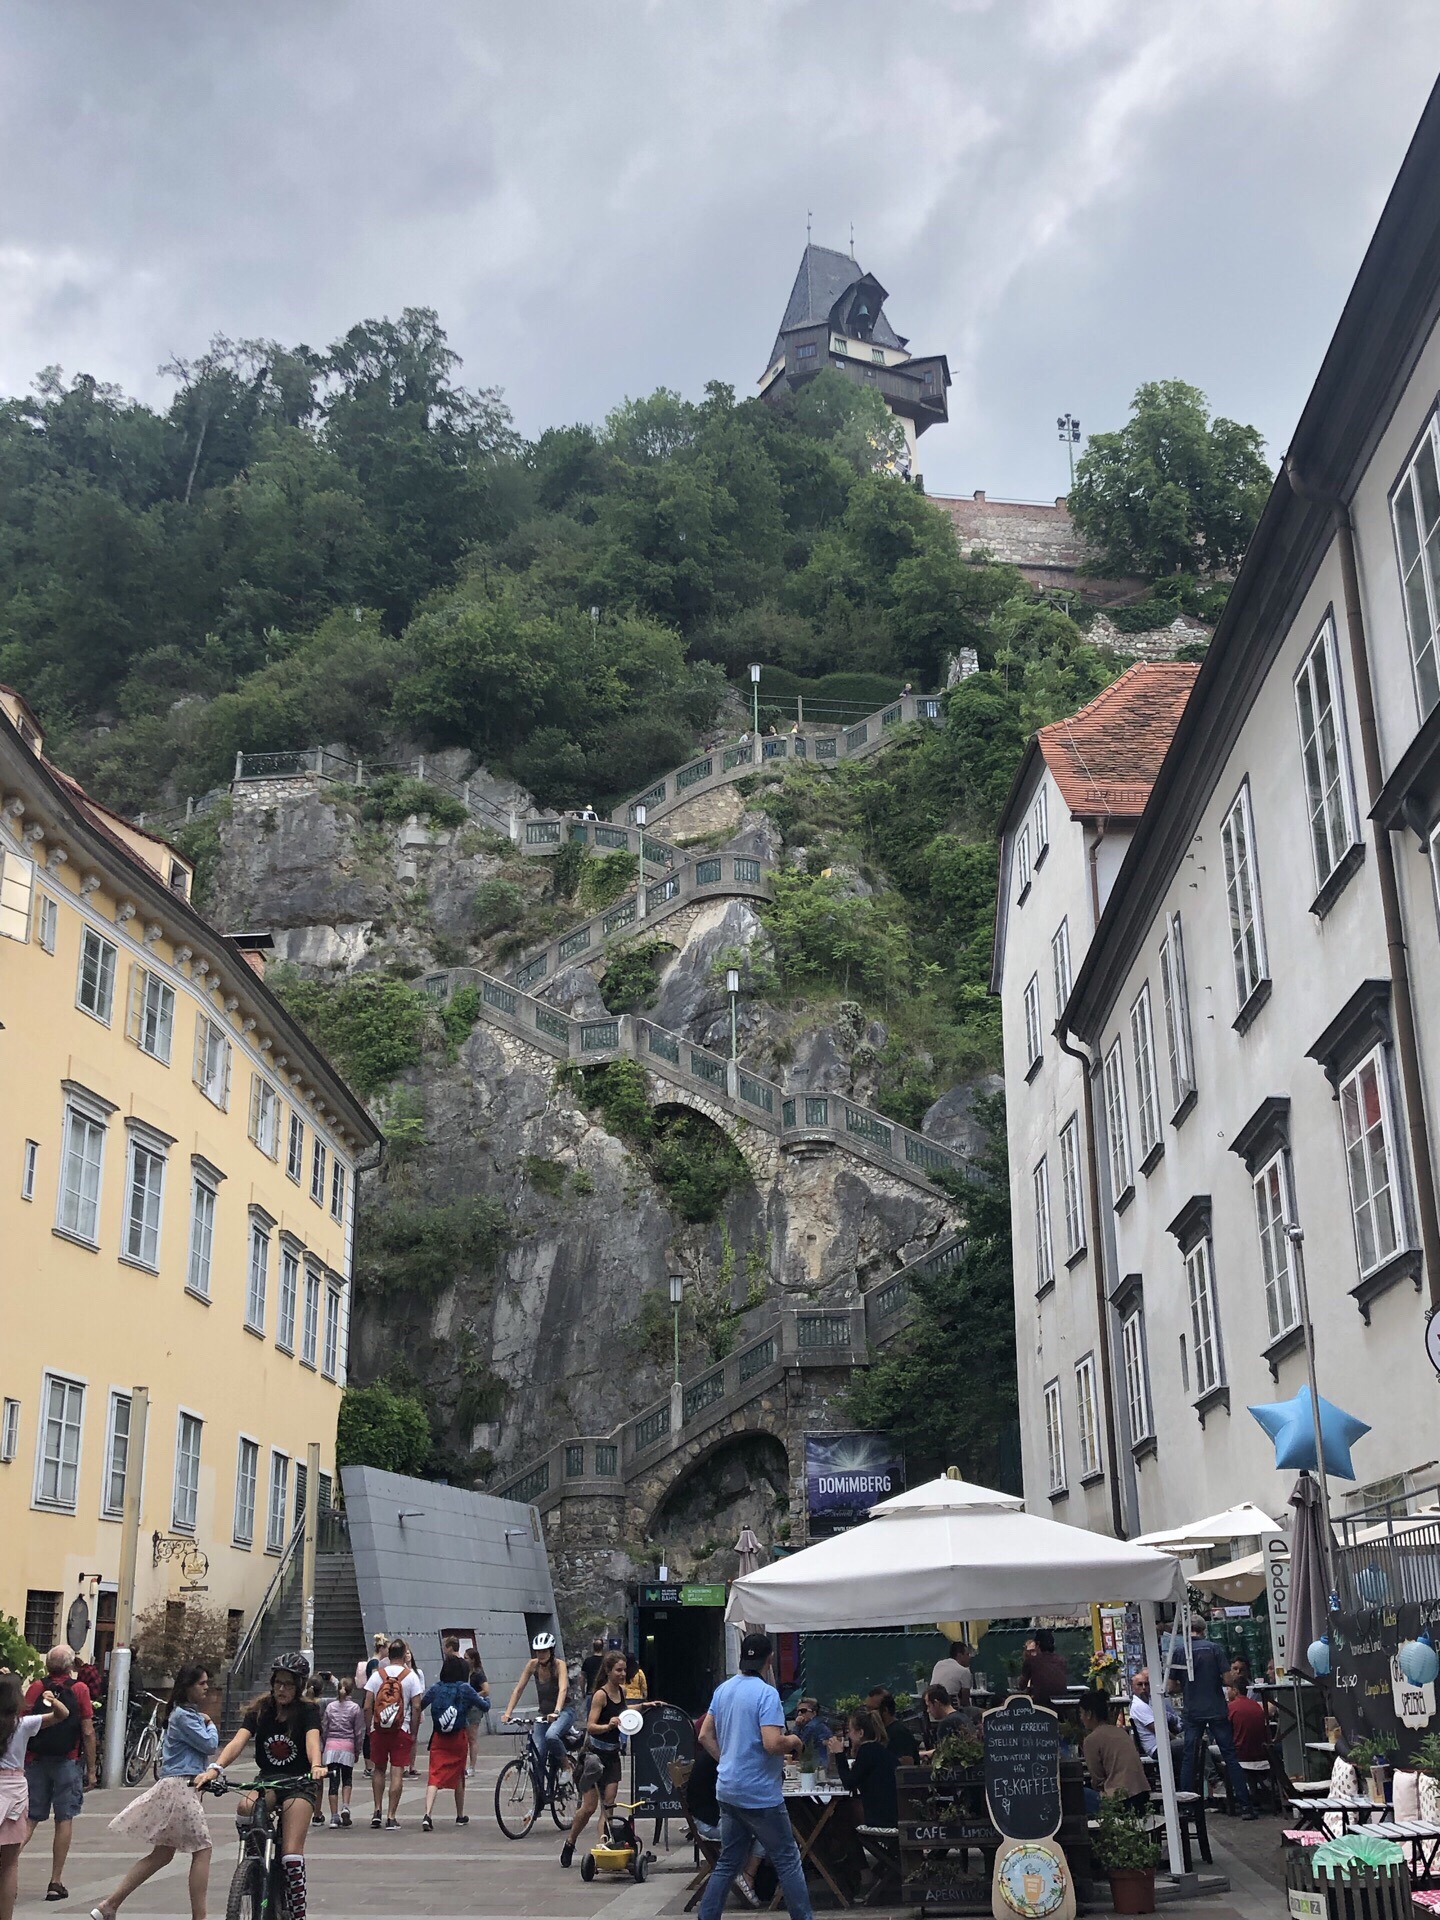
[1247,1385,1371,1479]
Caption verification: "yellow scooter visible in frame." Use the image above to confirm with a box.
[579,1708,656,1883]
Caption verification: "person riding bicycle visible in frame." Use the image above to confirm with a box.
[501,1633,572,1786]
[198,1654,325,1920]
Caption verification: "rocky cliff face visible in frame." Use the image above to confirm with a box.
[211,771,976,1628]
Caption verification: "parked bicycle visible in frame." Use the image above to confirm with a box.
[123,1692,168,1787]
[223,1774,310,1920]
[493,1714,580,1839]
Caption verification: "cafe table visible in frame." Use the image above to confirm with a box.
[774,1782,855,1910]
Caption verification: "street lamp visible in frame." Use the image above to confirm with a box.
[635,803,646,850]
[726,968,740,1061]
[1057,413,1081,487]
[749,663,761,738]
[669,1274,684,1384]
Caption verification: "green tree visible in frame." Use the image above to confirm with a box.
[336,1383,432,1474]
[1069,379,1269,578]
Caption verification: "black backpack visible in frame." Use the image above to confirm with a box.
[28,1678,83,1758]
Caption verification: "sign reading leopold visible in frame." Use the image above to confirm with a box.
[804,1432,904,1535]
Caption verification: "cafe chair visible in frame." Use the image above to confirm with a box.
[853,1824,902,1906]
[670,1761,720,1913]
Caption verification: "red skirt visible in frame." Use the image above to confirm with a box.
[428,1728,468,1789]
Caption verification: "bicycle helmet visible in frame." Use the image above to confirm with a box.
[270,1651,311,1685]
[531,1632,556,1653]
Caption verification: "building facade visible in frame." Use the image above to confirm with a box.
[0,688,379,1665]
[996,84,1440,1539]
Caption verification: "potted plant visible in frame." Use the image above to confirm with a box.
[1093,1794,1160,1915]
[1413,1734,1440,1821]
[1348,1735,1396,1806]
[930,1728,985,1786]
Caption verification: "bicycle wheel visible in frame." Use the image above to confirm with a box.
[124,1726,158,1788]
[548,1766,577,1829]
[494,1754,539,1838]
[225,1855,266,1920]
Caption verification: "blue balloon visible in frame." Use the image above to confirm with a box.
[1356,1563,1389,1606]
[1247,1385,1371,1479]
[1308,1638,1331,1676]
[1400,1638,1440,1687]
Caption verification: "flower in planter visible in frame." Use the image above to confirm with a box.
[1092,1795,1160,1874]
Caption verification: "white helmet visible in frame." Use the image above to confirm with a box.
[532,1632,556,1653]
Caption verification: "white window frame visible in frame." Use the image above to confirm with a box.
[1158,911,1195,1113]
[248,1074,280,1159]
[310,1138,327,1208]
[266,1450,291,1553]
[57,1099,108,1246]
[34,1372,85,1512]
[1074,1354,1101,1480]
[1390,412,1440,719]
[1185,1237,1225,1397]
[1033,1158,1055,1293]
[77,925,118,1023]
[330,1158,347,1224]
[101,1389,131,1520]
[301,1266,321,1368]
[1043,1379,1066,1494]
[1220,780,1268,1010]
[233,1436,259,1548]
[1032,784,1049,859]
[1338,1047,1406,1278]
[1022,974,1043,1071]
[277,1244,300,1354]
[1294,615,1360,892]
[1129,983,1160,1162]
[122,1131,166,1270]
[245,1220,270,1335]
[0,845,35,942]
[37,892,58,953]
[1121,1308,1153,1443]
[1102,1038,1133,1201]
[21,1139,38,1201]
[1253,1152,1300,1343]
[128,965,176,1065]
[286,1112,304,1184]
[172,1410,202,1533]
[1051,918,1072,1020]
[187,1174,217,1299]
[194,1016,232,1111]
[1059,1114,1085,1258]
[0,1397,19,1463]
[322,1286,341,1379]
[1016,823,1032,900]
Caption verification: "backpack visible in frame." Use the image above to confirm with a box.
[433,1684,461,1735]
[28,1678,83,1758]
[373,1663,411,1730]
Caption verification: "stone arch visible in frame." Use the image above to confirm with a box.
[638,1422,792,1548]
[641,1079,777,1183]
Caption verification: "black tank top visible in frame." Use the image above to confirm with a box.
[535,1660,560,1715]
[590,1686,624,1749]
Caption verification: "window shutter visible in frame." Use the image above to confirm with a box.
[193,1014,207,1086]
[126,963,144,1044]
[248,1072,261,1143]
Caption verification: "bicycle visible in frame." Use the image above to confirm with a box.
[222,1774,317,1920]
[123,1692,167,1787]
[493,1714,580,1839]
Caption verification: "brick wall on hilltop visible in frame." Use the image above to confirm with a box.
[928,490,1144,604]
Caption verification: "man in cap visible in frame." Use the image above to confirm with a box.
[697,1632,812,1920]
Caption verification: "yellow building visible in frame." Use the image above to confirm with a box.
[0,686,379,1667]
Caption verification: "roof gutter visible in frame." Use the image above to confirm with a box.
[1285,456,1440,1308]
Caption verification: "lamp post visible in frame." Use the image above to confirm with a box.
[726,968,740,1061]
[1057,413,1081,487]
[1285,1222,1339,1605]
[635,803,646,860]
[749,663,761,737]
[669,1274,684,1385]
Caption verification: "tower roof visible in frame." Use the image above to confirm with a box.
[769,243,906,364]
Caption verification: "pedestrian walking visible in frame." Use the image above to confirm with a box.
[461,1649,490,1775]
[22,1644,96,1902]
[1178,1616,1255,1818]
[419,1658,487,1830]
[320,1680,365,1827]
[580,1639,605,1692]
[89,1663,218,1920]
[363,1641,422,1828]
[559,1651,626,1868]
[622,1652,649,1701]
[0,1674,67,1920]
[198,1655,325,1920]
[696,1632,812,1920]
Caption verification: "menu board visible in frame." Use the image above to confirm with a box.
[983,1697,1062,1841]
[629,1703,695,1816]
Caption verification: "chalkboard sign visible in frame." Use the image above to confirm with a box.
[629,1703,695,1816]
[983,1697,1061,1841]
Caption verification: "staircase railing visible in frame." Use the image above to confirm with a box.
[224,1517,305,1715]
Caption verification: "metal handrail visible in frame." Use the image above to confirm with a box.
[227,1517,305,1682]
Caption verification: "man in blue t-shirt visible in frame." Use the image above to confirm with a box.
[698,1632,812,1920]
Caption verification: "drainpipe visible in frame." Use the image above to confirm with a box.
[1286,460,1440,1306]
[1056,1025,1126,1537]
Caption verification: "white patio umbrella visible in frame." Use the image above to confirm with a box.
[725,1474,1190,1877]
[1132,1501,1281,1550]
[1187,1551,1266,1603]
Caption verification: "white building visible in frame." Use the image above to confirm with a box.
[995,86,1440,1539]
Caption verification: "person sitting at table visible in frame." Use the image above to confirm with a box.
[1019,1631,1069,1707]
[930,1642,973,1701]
[1128,1669,1182,1777]
[1226,1656,1253,1696]
[917,1685,977,1757]
[1078,1691,1151,1817]
[791,1698,832,1764]
[1225,1681,1269,1765]
[686,1740,764,1907]
[863,1691,918,1762]
[827,1711,898,1829]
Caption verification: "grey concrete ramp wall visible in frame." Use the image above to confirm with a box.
[341,1467,561,1707]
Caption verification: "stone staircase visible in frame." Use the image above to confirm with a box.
[495,1231,966,1511]
[221,1516,363,1733]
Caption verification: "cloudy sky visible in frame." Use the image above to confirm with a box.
[3,2,1438,500]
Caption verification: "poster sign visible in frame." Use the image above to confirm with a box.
[1329,1601,1440,1756]
[1262,1532,1291,1676]
[804,1432,904,1535]
[681,1584,725,1607]
[629,1703,695,1816]
[983,1697,1062,1841]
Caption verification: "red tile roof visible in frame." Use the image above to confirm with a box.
[1037,662,1199,819]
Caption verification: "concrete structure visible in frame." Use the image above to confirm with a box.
[0,686,378,1664]
[930,491,1144,605]
[995,82,1440,1540]
[342,1466,562,1703]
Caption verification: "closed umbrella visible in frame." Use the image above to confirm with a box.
[734,1526,765,1576]
[1289,1471,1337,1677]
